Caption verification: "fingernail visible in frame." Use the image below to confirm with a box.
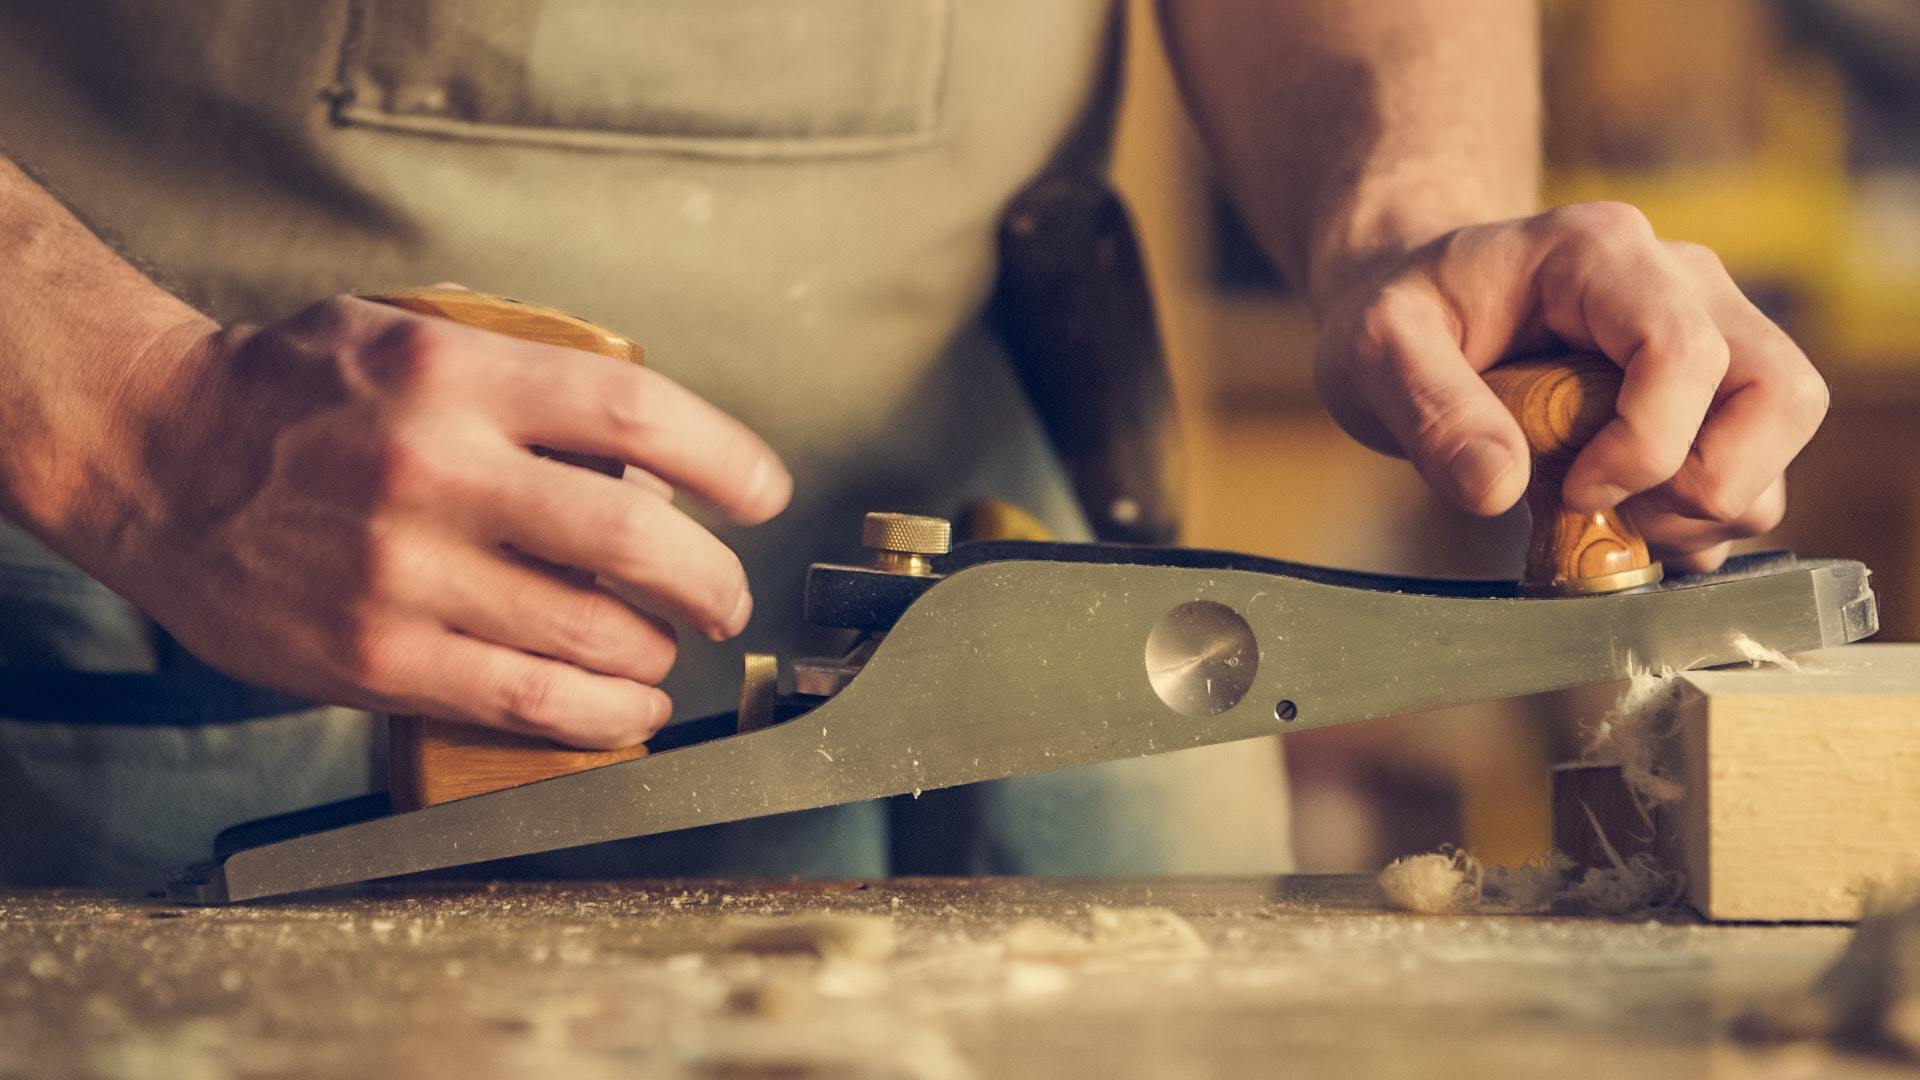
[710,589,752,641]
[645,691,673,734]
[744,456,793,519]
[1450,438,1514,509]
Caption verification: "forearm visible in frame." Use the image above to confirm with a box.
[0,155,212,543]
[1158,0,1540,309]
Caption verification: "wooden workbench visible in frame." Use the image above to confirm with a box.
[0,877,1904,1079]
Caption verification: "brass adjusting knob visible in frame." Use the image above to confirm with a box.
[862,512,951,576]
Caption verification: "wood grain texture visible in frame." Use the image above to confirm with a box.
[1484,355,1655,592]
[387,716,650,811]
[1666,644,1920,922]
[1551,761,1658,870]
[367,288,650,811]
[367,288,645,365]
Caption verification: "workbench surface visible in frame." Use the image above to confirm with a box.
[0,876,1900,1079]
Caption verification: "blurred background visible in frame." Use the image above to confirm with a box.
[1110,0,1920,872]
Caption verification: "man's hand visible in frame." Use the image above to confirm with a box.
[0,157,785,748]
[1311,203,1827,571]
[1159,1,1826,573]
[53,297,790,749]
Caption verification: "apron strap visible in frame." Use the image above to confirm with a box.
[0,660,316,725]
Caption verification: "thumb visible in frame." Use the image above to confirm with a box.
[1347,303,1531,516]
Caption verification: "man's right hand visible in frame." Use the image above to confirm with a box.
[47,296,790,749]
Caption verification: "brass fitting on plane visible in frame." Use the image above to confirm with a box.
[862,512,951,576]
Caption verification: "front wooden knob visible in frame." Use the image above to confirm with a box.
[1482,355,1664,596]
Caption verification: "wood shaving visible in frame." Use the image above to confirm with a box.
[1002,907,1209,961]
[1379,840,1677,918]
[1483,853,1578,911]
[1378,851,1483,915]
[1586,638,1805,813]
[1586,665,1685,809]
[719,915,896,964]
[1556,803,1683,915]
[1731,634,1802,671]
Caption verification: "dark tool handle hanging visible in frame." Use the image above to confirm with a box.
[363,287,653,810]
[994,175,1184,545]
[1483,354,1662,596]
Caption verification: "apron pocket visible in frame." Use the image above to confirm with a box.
[332,0,951,157]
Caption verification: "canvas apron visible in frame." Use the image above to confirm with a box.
[0,0,1292,886]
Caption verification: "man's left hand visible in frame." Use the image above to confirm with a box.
[1310,201,1829,572]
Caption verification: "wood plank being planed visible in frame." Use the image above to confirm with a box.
[1666,643,1920,922]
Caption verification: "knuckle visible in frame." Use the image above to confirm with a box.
[1550,200,1653,243]
[291,295,359,336]
[547,592,610,660]
[365,318,458,391]
[379,430,459,498]
[339,619,411,694]
[616,630,676,687]
[1672,477,1748,524]
[599,370,660,443]
[597,500,661,566]
[1782,369,1831,428]
[1619,422,1691,483]
[1355,287,1425,360]
[277,295,373,343]
[1667,240,1725,275]
[497,664,565,733]
[1648,445,1693,485]
[1642,313,1729,372]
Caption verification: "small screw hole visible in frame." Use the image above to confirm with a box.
[1275,700,1298,722]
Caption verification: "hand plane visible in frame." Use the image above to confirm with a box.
[167,292,1877,903]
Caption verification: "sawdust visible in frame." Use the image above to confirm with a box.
[718,914,896,963]
[1733,885,1920,1062]
[0,880,1870,1077]
[1002,907,1210,961]
[1378,843,1678,918]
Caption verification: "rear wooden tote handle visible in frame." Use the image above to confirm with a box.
[1482,354,1664,596]
[363,288,651,811]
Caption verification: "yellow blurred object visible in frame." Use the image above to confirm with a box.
[1545,2,1920,369]
[956,499,1056,544]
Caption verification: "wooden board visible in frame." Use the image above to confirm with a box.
[1666,643,1920,922]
